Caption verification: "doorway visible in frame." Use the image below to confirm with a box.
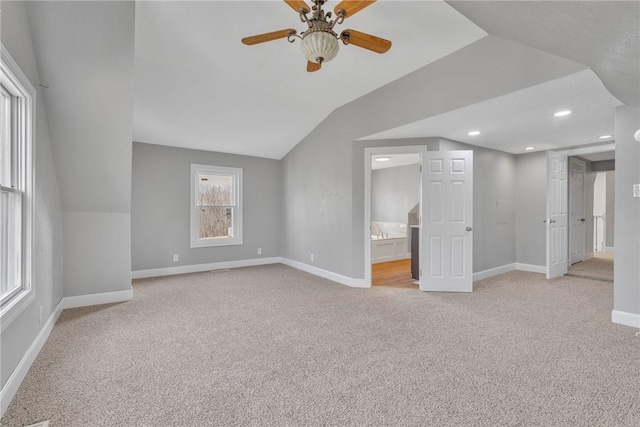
[567,168,615,282]
[368,150,421,289]
[364,147,474,291]
[546,143,615,279]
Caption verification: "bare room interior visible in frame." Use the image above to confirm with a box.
[1,1,639,426]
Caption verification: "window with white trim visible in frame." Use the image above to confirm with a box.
[1,45,35,325]
[190,164,243,248]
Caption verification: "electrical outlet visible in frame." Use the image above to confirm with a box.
[257,248,262,255]
[310,253,314,262]
[39,306,44,324]
[633,184,640,198]
[173,254,179,262]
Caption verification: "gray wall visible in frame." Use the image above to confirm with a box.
[131,143,282,271]
[605,171,615,248]
[613,106,639,318]
[0,1,64,389]
[515,151,547,267]
[592,160,615,172]
[371,164,420,224]
[282,36,585,279]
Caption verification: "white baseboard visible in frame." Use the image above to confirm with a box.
[61,289,133,309]
[132,257,367,288]
[612,310,640,329]
[603,246,614,253]
[473,263,516,281]
[280,258,368,288]
[515,263,547,274]
[131,257,281,279]
[0,300,63,418]
[472,263,547,281]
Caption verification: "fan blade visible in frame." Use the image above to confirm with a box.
[340,29,391,54]
[307,61,321,72]
[284,0,311,14]
[334,0,376,18]
[242,29,297,46]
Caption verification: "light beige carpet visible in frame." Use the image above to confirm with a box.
[2,265,639,426]
[567,251,614,282]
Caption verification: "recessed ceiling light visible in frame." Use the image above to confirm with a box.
[554,110,572,117]
[376,157,390,162]
[524,147,535,151]
[468,131,480,136]
[599,135,612,139]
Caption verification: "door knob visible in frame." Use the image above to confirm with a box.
[466,226,472,231]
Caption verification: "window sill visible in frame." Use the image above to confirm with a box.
[0,288,35,332]
[190,238,243,249]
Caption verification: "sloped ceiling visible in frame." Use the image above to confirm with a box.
[25,1,135,212]
[21,0,638,183]
[133,0,487,159]
[447,0,640,108]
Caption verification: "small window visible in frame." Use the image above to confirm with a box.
[1,45,35,326]
[190,164,243,248]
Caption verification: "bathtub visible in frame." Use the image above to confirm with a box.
[371,236,410,264]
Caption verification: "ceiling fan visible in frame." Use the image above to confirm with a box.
[241,0,392,72]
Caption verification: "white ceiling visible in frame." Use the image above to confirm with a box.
[359,69,621,154]
[133,0,487,159]
[371,153,420,170]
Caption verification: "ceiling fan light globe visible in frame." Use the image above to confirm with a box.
[301,31,339,64]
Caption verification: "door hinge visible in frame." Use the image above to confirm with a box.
[419,165,422,172]
[420,269,422,276]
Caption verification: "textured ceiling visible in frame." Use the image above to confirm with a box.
[133,1,487,159]
[360,69,621,154]
[447,0,640,108]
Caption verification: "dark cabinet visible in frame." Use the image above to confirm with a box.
[411,226,419,280]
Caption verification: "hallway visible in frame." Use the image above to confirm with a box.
[567,251,614,282]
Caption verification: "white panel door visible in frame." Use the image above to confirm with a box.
[546,151,568,279]
[420,151,473,292]
[569,158,586,264]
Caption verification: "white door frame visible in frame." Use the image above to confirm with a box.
[364,145,427,288]
[549,142,615,276]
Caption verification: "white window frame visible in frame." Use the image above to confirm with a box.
[0,45,35,331]
[190,164,243,248]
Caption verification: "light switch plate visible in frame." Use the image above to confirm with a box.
[634,184,640,198]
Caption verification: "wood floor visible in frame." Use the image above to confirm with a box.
[372,259,418,289]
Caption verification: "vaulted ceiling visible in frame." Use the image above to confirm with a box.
[22,0,640,172]
[133,0,486,159]
[133,0,638,158]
